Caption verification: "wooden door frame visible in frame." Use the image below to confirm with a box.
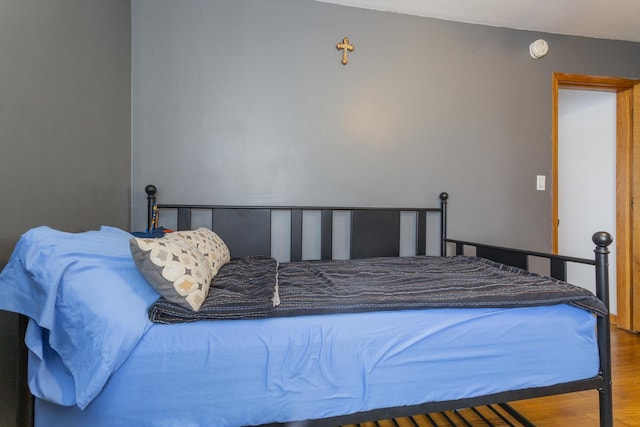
[551,72,638,329]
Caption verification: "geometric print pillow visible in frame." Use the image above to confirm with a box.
[130,228,229,311]
[170,228,230,277]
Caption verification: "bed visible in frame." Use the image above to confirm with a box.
[1,185,613,427]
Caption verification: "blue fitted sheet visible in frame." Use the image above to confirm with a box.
[36,304,598,427]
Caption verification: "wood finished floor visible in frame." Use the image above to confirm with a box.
[510,324,640,427]
[343,324,640,427]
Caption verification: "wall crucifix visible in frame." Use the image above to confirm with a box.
[336,37,354,65]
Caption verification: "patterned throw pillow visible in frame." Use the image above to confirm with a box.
[130,228,230,311]
[170,228,230,277]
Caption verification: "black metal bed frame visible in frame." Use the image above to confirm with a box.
[14,186,613,427]
[141,185,613,427]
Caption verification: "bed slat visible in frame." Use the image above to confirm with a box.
[350,210,401,259]
[212,208,271,258]
[475,246,528,270]
[177,207,191,230]
[550,258,567,281]
[343,404,535,427]
[321,209,333,260]
[290,209,303,262]
[417,210,427,256]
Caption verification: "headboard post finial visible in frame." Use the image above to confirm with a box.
[439,192,448,256]
[592,231,613,250]
[145,185,157,232]
[592,231,612,308]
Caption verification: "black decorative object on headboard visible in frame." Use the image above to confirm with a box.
[144,184,158,233]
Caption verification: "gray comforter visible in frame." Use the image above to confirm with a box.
[148,255,607,324]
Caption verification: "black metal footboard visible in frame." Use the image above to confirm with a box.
[443,233,613,427]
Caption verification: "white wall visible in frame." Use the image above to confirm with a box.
[558,89,617,312]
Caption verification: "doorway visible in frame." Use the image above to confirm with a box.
[557,89,616,304]
[552,73,640,331]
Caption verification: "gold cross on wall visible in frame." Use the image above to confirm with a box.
[336,37,354,65]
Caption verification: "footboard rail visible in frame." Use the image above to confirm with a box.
[445,233,613,427]
[444,238,595,281]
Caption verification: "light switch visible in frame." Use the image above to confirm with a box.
[536,175,546,191]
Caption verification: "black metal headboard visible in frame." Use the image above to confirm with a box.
[144,185,449,259]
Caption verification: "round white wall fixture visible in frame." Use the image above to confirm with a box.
[529,39,549,58]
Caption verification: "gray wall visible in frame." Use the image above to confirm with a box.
[0,0,638,424]
[131,0,640,254]
[0,1,131,424]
